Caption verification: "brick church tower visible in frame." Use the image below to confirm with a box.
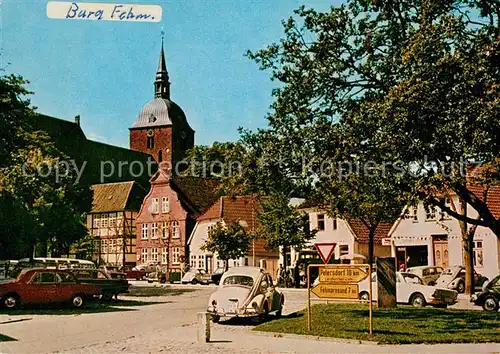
[129,41,194,170]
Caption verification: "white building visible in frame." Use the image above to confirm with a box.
[187,196,279,277]
[389,189,500,279]
[282,203,393,267]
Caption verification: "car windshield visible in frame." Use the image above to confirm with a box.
[441,268,458,275]
[213,268,224,274]
[402,273,423,284]
[222,275,254,287]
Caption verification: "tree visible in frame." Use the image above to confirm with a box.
[255,193,315,272]
[201,221,249,271]
[243,1,500,283]
[0,74,92,258]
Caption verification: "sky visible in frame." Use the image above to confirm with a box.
[2,0,340,148]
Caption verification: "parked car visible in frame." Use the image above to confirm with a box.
[121,266,147,280]
[436,266,488,293]
[100,265,127,279]
[0,268,101,309]
[471,274,500,311]
[405,266,443,286]
[72,269,130,301]
[10,258,96,278]
[181,269,211,285]
[210,267,225,285]
[147,271,167,284]
[357,272,458,307]
[207,266,285,323]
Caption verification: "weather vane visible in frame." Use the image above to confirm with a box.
[161,26,165,43]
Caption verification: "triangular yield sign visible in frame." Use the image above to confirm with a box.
[314,243,337,264]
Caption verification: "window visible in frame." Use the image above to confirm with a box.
[332,216,337,230]
[473,241,483,267]
[161,197,169,213]
[151,198,159,214]
[425,205,437,220]
[440,198,452,220]
[158,150,163,163]
[110,239,115,253]
[339,245,349,256]
[404,206,418,221]
[198,255,205,269]
[151,222,158,239]
[172,247,180,264]
[142,224,148,240]
[93,216,101,228]
[151,248,158,262]
[162,248,168,264]
[141,248,148,263]
[190,255,196,268]
[33,272,57,284]
[172,221,180,238]
[109,214,116,228]
[161,222,169,239]
[102,214,108,228]
[207,224,216,235]
[317,214,325,231]
[147,136,154,149]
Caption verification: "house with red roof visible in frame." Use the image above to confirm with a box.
[187,196,279,278]
[389,186,500,280]
[135,169,220,274]
[296,202,394,267]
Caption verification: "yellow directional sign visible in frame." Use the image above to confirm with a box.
[318,266,369,284]
[311,283,359,299]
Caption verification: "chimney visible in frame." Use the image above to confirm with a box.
[75,115,80,126]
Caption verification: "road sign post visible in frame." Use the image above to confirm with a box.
[306,263,373,335]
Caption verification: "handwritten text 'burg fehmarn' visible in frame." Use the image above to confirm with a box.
[47,2,162,22]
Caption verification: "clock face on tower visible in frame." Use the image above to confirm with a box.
[147,129,154,137]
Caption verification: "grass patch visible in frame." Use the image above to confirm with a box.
[126,286,195,297]
[254,303,500,344]
[0,333,17,342]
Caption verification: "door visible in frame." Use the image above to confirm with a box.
[433,236,449,269]
[24,271,58,304]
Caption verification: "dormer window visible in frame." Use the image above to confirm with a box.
[149,114,157,123]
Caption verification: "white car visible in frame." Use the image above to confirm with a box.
[207,266,284,323]
[358,272,458,307]
[181,269,211,284]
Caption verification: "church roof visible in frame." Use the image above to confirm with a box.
[32,114,152,188]
[130,98,190,129]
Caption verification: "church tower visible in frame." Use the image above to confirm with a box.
[129,40,195,170]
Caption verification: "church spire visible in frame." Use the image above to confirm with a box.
[155,34,170,99]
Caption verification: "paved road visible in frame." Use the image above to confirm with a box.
[1,286,498,354]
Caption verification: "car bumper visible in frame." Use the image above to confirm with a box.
[207,306,258,318]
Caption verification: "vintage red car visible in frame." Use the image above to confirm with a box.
[120,266,147,280]
[0,268,101,309]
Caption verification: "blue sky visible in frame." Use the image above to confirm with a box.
[2,0,339,148]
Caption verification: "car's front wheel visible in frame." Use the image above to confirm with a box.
[191,279,198,285]
[211,315,220,323]
[456,281,465,293]
[482,295,499,312]
[359,291,370,302]
[71,294,85,308]
[410,293,426,307]
[259,303,269,322]
[101,292,113,302]
[3,294,20,309]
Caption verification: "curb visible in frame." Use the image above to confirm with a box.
[251,330,378,345]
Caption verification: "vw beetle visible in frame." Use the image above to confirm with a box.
[207,266,284,323]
